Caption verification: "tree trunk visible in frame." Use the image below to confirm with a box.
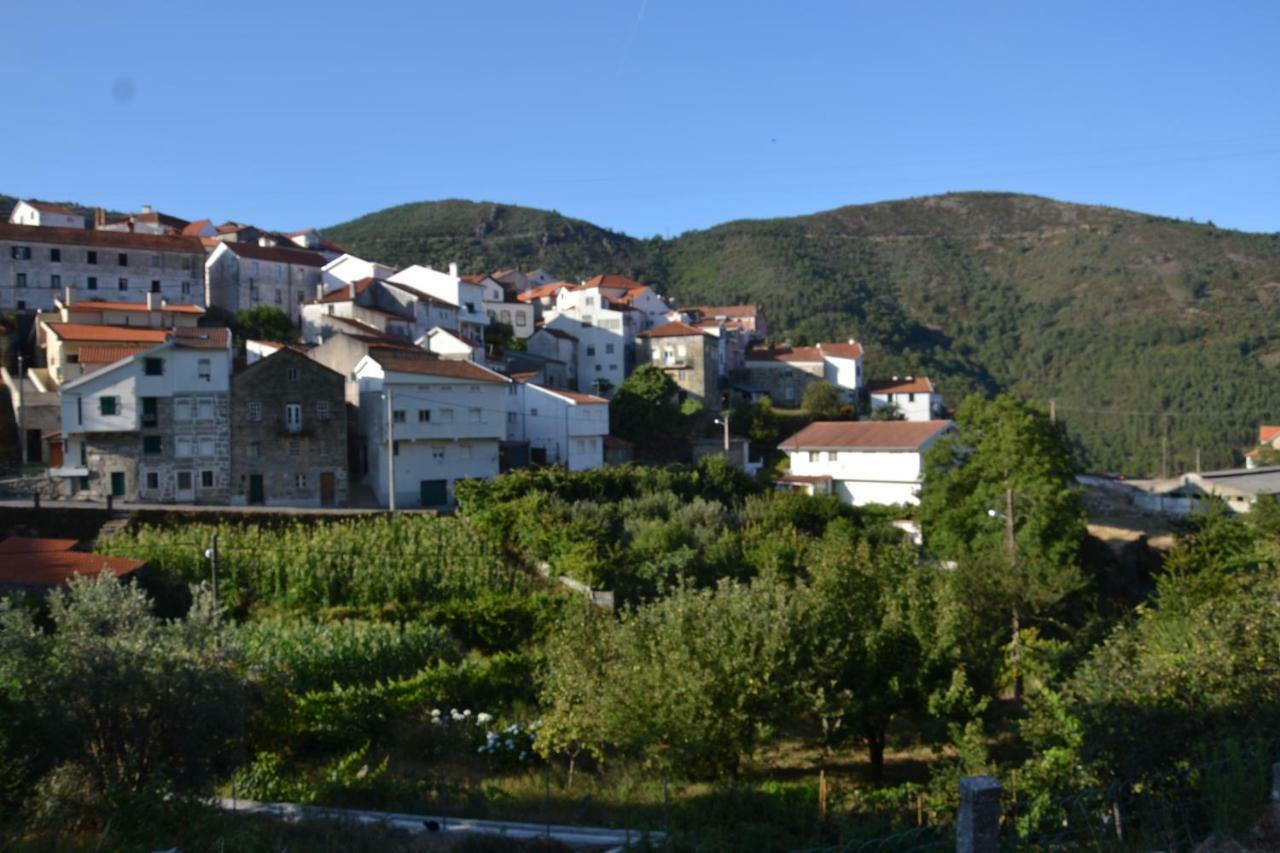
[867,731,886,784]
[1011,604,1024,701]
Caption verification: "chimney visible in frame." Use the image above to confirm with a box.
[146,292,158,311]
[449,262,459,278]
[142,204,153,214]
[315,283,324,300]
[94,208,106,228]
[63,286,74,306]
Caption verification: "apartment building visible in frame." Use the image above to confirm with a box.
[0,223,206,312]
[506,380,609,470]
[205,239,326,323]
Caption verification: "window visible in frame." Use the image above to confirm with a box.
[144,357,164,376]
[907,393,916,403]
[141,396,158,427]
[432,447,445,461]
[10,246,30,260]
[87,276,97,290]
[529,407,538,417]
[827,451,837,462]
[145,471,159,490]
[469,408,481,423]
[439,408,454,423]
[586,345,596,357]
[248,441,260,458]
[99,396,117,416]
[515,312,527,326]
[50,274,61,289]
[148,280,159,293]
[177,471,193,491]
[118,253,128,266]
[50,248,60,262]
[87,250,97,264]
[274,290,282,305]
[181,281,191,295]
[176,436,193,458]
[392,410,406,424]
[174,398,192,421]
[76,397,83,425]
[418,409,431,422]
[201,470,214,488]
[196,397,214,421]
[288,440,300,457]
[318,440,329,457]
[198,437,215,457]
[316,400,331,420]
[275,264,283,280]
[808,451,819,462]
[286,366,299,382]
[605,343,614,354]
[295,473,307,488]
[393,441,400,456]
[143,436,162,455]
[285,403,302,431]
[118,277,128,291]
[197,359,211,380]
[181,256,192,271]
[248,401,262,422]
[15,273,26,288]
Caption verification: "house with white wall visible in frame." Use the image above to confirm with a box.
[742,341,864,407]
[867,377,944,421]
[387,264,487,349]
[320,253,397,291]
[54,327,233,502]
[777,419,953,506]
[9,201,85,230]
[300,278,420,343]
[466,274,536,339]
[506,380,608,471]
[353,349,510,507]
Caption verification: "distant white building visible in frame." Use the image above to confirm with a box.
[9,200,85,230]
[777,419,954,506]
[507,380,609,470]
[465,274,536,339]
[387,263,487,349]
[867,377,944,421]
[321,253,397,291]
[353,349,510,507]
[418,327,478,361]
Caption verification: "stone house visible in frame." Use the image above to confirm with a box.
[637,320,723,409]
[740,341,864,408]
[204,239,326,324]
[230,348,348,507]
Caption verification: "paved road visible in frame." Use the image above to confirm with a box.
[217,797,662,850]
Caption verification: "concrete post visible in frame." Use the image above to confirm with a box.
[956,775,1001,853]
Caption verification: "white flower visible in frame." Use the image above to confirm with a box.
[476,712,493,725]
[431,708,441,717]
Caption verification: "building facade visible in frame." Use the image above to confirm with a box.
[637,320,723,408]
[230,348,348,507]
[506,381,609,470]
[867,377,944,421]
[741,341,864,407]
[204,239,325,323]
[9,200,85,230]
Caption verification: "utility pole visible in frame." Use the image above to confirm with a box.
[1195,447,1201,473]
[721,408,731,453]
[16,353,25,465]
[1161,417,1169,480]
[1049,398,1056,424]
[385,388,396,512]
[208,531,219,616]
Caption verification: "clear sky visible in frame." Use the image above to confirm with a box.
[6,0,1280,237]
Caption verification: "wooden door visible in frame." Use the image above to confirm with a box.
[249,474,265,505]
[320,472,335,506]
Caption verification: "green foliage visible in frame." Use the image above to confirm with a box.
[609,364,685,449]
[99,514,515,610]
[234,305,297,344]
[801,379,843,419]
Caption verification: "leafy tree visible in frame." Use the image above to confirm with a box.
[234,305,297,344]
[802,380,843,419]
[0,575,244,822]
[920,394,1087,699]
[610,364,684,446]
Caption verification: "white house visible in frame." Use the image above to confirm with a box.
[9,200,85,230]
[466,274,536,339]
[507,381,609,471]
[742,341,864,407]
[867,377,944,421]
[387,264,487,349]
[417,327,478,361]
[353,349,510,508]
[300,278,420,343]
[55,327,233,502]
[320,253,397,291]
[777,419,954,507]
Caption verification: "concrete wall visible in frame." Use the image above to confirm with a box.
[787,446,929,507]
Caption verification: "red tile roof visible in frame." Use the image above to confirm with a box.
[582,274,647,292]
[867,377,935,395]
[171,326,230,349]
[518,281,573,302]
[779,420,953,451]
[221,240,326,267]
[638,320,711,339]
[369,349,510,383]
[1260,426,1280,444]
[0,537,145,587]
[684,304,760,318]
[77,344,152,365]
[25,201,80,217]
[747,341,864,362]
[534,384,609,404]
[69,299,205,315]
[44,323,170,344]
[818,342,864,360]
[308,277,376,304]
[181,219,212,236]
[0,223,204,254]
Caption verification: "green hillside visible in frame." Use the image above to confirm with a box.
[328,193,1280,474]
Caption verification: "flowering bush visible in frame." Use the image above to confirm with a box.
[477,720,540,768]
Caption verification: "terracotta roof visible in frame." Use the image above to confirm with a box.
[24,201,80,217]
[1260,426,1280,444]
[0,536,79,553]
[44,323,170,344]
[308,277,376,304]
[0,537,145,587]
[216,221,251,234]
[459,274,489,284]
[369,349,510,383]
[867,377,935,395]
[747,341,864,363]
[533,384,609,404]
[77,344,152,365]
[221,240,325,267]
[638,320,710,339]
[181,219,212,236]
[518,281,572,302]
[171,326,230,349]
[819,342,863,360]
[684,304,760,318]
[582,274,647,292]
[510,371,542,383]
[0,223,204,254]
[779,420,953,451]
[69,299,205,315]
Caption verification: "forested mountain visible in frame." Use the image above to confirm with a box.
[327,193,1280,475]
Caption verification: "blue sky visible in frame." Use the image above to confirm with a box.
[6,1,1279,237]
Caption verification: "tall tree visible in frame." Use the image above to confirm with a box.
[609,364,684,446]
[920,394,1087,699]
[234,305,297,344]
